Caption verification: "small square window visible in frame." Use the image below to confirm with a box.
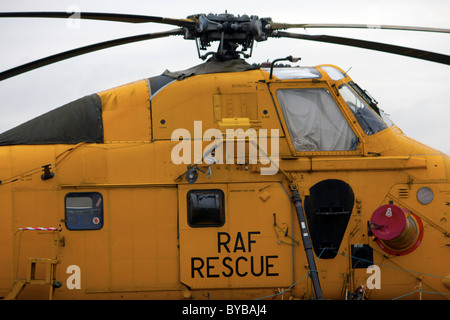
[65,192,103,230]
[187,189,225,227]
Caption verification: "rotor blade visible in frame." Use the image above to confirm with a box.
[273,31,450,65]
[270,22,450,34]
[0,12,196,28]
[0,28,184,81]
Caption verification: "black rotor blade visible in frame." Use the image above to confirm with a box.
[0,28,184,81]
[270,22,450,34]
[0,12,196,28]
[273,31,450,65]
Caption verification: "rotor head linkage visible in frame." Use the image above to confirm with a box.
[185,13,272,60]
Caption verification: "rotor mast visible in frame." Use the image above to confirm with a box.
[184,13,272,60]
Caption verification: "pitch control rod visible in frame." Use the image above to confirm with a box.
[290,184,324,300]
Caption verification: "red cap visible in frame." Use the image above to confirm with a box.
[370,204,407,240]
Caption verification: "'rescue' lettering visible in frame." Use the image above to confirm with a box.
[191,231,279,278]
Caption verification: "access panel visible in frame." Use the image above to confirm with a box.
[178,182,295,289]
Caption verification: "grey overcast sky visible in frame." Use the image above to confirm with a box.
[0,0,449,154]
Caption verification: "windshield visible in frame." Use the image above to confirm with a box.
[338,84,387,135]
[379,110,394,127]
[348,81,394,128]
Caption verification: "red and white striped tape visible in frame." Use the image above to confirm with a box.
[18,227,61,231]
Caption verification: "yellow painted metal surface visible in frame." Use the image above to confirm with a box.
[99,80,151,142]
[0,65,449,300]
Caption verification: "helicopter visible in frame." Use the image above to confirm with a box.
[0,11,449,301]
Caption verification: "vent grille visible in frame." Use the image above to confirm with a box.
[397,187,410,198]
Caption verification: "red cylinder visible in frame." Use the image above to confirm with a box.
[369,204,423,256]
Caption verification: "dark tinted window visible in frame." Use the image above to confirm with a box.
[187,189,225,227]
[65,192,103,230]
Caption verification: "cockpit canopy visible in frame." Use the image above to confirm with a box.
[267,64,394,152]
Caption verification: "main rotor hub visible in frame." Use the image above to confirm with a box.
[184,13,272,60]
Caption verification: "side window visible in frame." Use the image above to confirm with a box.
[187,189,225,227]
[338,84,388,135]
[276,88,358,152]
[65,192,103,230]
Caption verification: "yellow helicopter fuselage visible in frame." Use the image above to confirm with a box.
[0,61,449,300]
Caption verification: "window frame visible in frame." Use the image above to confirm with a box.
[273,84,361,155]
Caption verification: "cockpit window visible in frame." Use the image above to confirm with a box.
[320,66,346,81]
[338,84,387,135]
[346,81,394,128]
[276,88,358,152]
[264,67,322,80]
[379,110,394,127]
